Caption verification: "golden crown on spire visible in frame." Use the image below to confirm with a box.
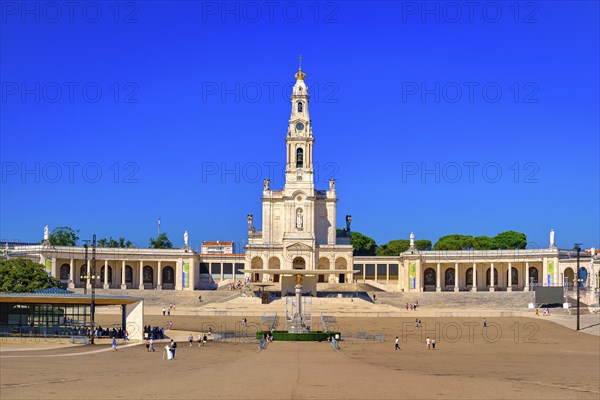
[295,54,306,80]
[295,69,306,81]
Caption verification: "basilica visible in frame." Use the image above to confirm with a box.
[7,67,599,294]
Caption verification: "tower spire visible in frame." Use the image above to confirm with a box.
[294,55,306,81]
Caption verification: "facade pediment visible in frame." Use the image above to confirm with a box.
[286,242,313,252]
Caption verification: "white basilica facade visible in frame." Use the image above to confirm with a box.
[243,66,354,293]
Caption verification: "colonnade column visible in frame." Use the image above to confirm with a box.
[471,262,477,292]
[86,259,91,289]
[139,260,144,290]
[436,263,441,292]
[69,259,75,288]
[542,257,548,286]
[454,262,459,292]
[103,260,109,289]
[507,262,512,291]
[525,262,530,291]
[386,264,390,284]
[490,262,495,291]
[157,261,162,290]
[51,258,57,278]
[121,261,127,289]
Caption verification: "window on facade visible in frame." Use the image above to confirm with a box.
[298,102,303,113]
[296,148,303,168]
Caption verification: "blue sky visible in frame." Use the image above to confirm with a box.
[1,1,598,251]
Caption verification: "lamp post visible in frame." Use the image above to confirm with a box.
[80,235,97,344]
[574,243,582,331]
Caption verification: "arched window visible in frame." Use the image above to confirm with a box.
[424,268,436,286]
[80,265,87,283]
[125,265,133,284]
[465,267,473,286]
[60,264,70,280]
[143,266,153,284]
[162,266,175,284]
[296,148,303,168]
[528,267,539,284]
[445,268,455,286]
[297,102,303,113]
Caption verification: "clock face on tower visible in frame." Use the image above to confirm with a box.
[295,122,304,131]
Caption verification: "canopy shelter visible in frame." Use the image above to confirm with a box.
[0,289,144,340]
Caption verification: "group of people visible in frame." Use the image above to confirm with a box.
[406,302,419,311]
[143,325,165,339]
[188,333,208,346]
[162,303,176,316]
[535,308,551,316]
[91,326,128,340]
[394,335,437,351]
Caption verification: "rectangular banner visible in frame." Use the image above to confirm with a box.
[409,263,416,289]
[182,261,189,288]
[548,261,554,286]
[45,259,52,276]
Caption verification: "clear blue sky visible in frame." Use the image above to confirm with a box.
[1,1,598,251]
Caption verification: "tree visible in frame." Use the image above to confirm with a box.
[473,236,497,250]
[336,230,377,256]
[0,258,62,292]
[48,226,79,246]
[493,231,527,249]
[149,233,173,249]
[415,240,433,251]
[434,234,474,250]
[98,237,134,248]
[376,240,410,256]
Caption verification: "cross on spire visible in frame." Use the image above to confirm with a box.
[297,54,303,70]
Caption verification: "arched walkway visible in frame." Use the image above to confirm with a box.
[564,267,574,289]
[444,268,455,289]
[528,267,539,285]
[269,257,280,282]
[317,257,330,283]
[335,258,347,283]
[143,265,154,288]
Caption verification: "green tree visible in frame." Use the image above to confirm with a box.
[149,233,173,249]
[415,240,433,251]
[48,226,79,246]
[97,237,133,248]
[434,234,474,250]
[0,258,62,292]
[376,240,410,256]
[473,236,497,250]
[337,229,377,256]
[493,231,527,249]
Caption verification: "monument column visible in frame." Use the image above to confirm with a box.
[121,261,127,289]
[436,263,441,292]
[507,262,513,291]
[525,261,530,291]
[490,262,495,291]
[139,260,144,290]
[471,262,477,291]
[157,261,162,290]
[69,259,75,288]
[103,260,109,289]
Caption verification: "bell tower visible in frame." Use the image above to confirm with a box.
[285,56,314,191]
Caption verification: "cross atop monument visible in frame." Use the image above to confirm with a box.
[297,54,303,70]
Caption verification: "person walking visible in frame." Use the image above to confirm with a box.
[189,334,194,347]
[162,307,166,316]
[112,337,117,352]
[149,337,155,352]
[170,340,177,359]
[483,318,487,328]
[395,336,400,350]
[426,336,431,350]
[431,338,436,350]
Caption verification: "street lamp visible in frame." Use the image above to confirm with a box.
[574,243,582,331]
[80,235,97,343]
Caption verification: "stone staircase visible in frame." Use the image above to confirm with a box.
[372,291,532,310]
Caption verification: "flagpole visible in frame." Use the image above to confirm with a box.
[158,217,161,237]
